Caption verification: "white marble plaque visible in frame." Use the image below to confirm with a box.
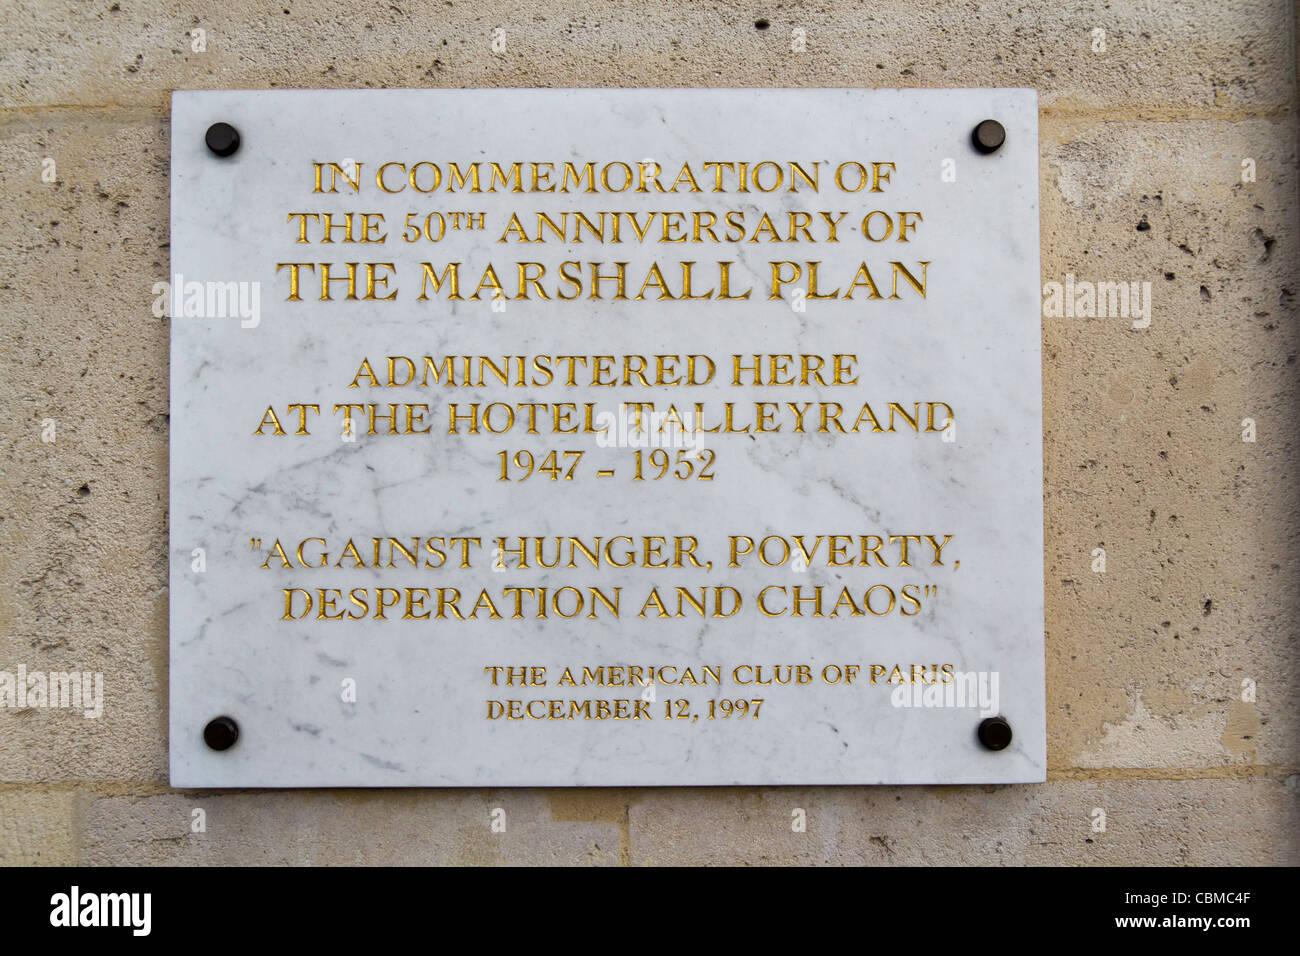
[169,89,1044,786]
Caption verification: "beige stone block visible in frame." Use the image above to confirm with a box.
[0,113,170,782]
[1038,118,1300,770]
[81,789,622,864]
[0,789,79,864]
[628,778,1300,865]
[0,1,1291,113]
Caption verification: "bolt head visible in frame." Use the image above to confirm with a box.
[203,716,239,751]
[977,716,1013,751]
[971,119,1006,154]
[205,122,241,157]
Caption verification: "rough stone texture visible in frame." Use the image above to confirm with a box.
[628,778,1300,866]
[0,1,1296,865]
[1040,118,1300,771]
[0,112,170,783]
[0,790,79,865]
[81,790,623,865]
[0,1,1292,113]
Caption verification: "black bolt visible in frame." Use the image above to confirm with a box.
[205,122,240,157]
[203,716,239,751]
[971,119,1006,154]
[977,716,1013,751]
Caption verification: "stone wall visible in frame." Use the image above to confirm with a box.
[1,0,1296,865]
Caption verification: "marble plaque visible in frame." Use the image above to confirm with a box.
[169,89,1044,786]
